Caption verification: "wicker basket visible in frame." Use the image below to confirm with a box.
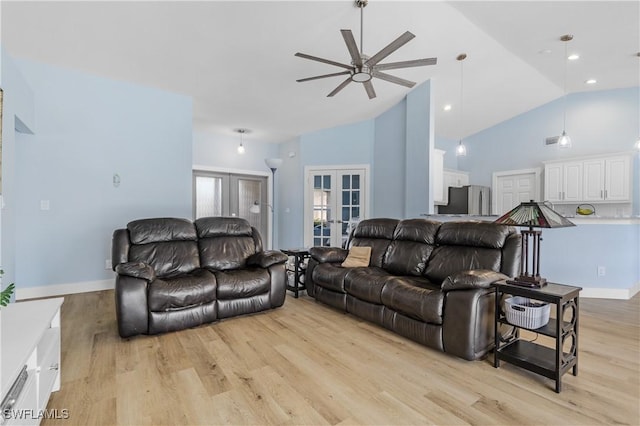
[504,296,550,329]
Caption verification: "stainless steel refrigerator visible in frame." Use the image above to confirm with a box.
[438,185,491,215]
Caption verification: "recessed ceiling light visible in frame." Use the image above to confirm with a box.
[585,79,597,84]
[568,54,580,61]
[443,104,452,111]
[538,49,552,55]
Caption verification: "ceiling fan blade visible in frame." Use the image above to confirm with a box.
[374,57,437,71]
[341,29,362,67]
[372,71,416,88]
[365,31,415,67]
[363,80,376,99]
[295,52,354,70]
[327,77,353,97]
[297,71,352,83]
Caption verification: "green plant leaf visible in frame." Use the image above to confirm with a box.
[1,283,15,307]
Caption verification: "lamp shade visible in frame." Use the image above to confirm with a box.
[494,200,575,229]
[265,158,283,170]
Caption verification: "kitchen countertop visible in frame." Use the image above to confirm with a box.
[422,214,640,225]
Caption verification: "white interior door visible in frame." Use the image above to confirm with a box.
[493,169,541,215]
[304,167,368,247]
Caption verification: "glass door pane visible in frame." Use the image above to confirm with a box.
[339,171,363,247]
[235,176,267,240]
[312,174,332,247]
[194,175,224,219]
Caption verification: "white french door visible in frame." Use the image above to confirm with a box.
[193,171,268,240]
[304,166,369,248]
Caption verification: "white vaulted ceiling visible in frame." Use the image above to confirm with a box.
[1,1,638,143]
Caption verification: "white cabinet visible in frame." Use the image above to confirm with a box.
[1,298,64,425]
[544,161,582,202]
[604,155,631,201]
[433,149,445,204]
[544,153,632,204]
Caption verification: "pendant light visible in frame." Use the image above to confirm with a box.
[558,35,573,149]
[455,53,467,156]
[235,128,249,154]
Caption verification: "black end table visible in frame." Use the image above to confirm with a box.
[493,280,582,393]
[281,248,310,298]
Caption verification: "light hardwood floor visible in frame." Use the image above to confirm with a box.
[43,290,639,425]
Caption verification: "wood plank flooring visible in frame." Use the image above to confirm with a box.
[42,290,639,425]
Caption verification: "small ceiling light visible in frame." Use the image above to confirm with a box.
[559,35,573,149]
[567,54,580,61]
[443,104,452,111]
[585,79,597,85]
[538,49,552,55]
[235,128,250,154]
[456,53,467,157]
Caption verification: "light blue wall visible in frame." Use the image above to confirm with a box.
[435,136,459,170]
[11,58,193,289]
[373,101,406,218]
[458,87,640,193]
[406,81,433,216]
[0,49,36,292]
[277,138,303,249]
[542,224,639,290]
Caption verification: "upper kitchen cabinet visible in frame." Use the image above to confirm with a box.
[544,153,632,204]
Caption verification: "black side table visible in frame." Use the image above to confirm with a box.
[281,249,310,298]
[493,280,582,393]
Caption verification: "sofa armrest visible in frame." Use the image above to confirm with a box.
[309,247,348,263]
[115,262,156,282]
[441,269,509,292]
[247,250,288,268]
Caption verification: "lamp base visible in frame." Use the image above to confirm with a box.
[506,275,547,288]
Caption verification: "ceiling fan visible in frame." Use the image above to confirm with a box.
[295,0,437,99]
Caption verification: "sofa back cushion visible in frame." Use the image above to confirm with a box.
[383,219,439,276]
[127,218,200,278]
[349,218,398,268]
[424,221,512,283]
[195,217,258,270]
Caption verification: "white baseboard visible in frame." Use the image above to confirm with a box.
[16,279,114,301]
[581,282,640,300]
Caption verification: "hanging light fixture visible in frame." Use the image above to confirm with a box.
[558,35,573,149]
[235,128,249,154]
[455,53,467,157]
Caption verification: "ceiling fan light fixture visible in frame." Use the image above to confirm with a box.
[352,71,372,83]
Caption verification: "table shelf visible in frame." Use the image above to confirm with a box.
[493,280,581,393]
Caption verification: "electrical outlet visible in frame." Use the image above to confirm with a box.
[105,259,112,270]
[597,266,606,277]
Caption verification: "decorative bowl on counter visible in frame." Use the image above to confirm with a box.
[576,204,596,216]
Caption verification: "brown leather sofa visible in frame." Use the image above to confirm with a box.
[112,217,288,338]
[305,218,521,360]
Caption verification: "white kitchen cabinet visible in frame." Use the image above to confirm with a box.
[604,155,631,201]
[544,153,632,204]
[544,161,582,202]
[433,149,445,204]
[583,159,605,201]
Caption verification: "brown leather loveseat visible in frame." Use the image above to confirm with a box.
[305,218,521,360]
[112,217,288,338]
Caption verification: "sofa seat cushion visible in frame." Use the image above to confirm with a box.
[381,278,445,325]
[148,269,217,312]
[311,263,353,293]
[344,267,394,304]
[215,268,270,300]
